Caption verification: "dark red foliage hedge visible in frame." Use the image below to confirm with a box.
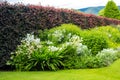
[1,2,120,69]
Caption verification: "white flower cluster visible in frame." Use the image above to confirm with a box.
[69,35,82,43]
[97,48,117,56]
[62,35,90,55]
[46,40,53,45]
[52,29,65,42]
[48,46,61,52]
[14,32,90,59]
[14,34,42,58]
[96,48,118,59]
[47,33,89,55]
[71,36,89,55]
[23,34,40,46]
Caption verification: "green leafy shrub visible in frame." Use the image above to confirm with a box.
[38,24,82,46]
[98,0,120,20]
[100,26,120,43]
[49,24,82,35]
[62,35,91,69]
[7,34,65,71]
[81,31,108,55]
[7,24,120,70]
[93,26,120,47]
[38,24,82,41]
[81,48,119,68]
[7,26,91,71]
[104,0,120,19]
[79,56,103,68]
[1,2,120,68]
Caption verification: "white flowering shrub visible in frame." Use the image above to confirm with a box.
[6,34,41,70]
[7,34,66,71]
[8,29,91,71]
[47,29,71,45]
[67,35,90,56]
[77,48,119,68]
[96,48,118,66]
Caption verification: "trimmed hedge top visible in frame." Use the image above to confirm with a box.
[0,2,120,68]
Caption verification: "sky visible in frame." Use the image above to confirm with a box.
[5,0,120,9]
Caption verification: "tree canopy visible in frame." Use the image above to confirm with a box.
[98,0,120,20]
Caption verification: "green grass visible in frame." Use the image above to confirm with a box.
[0,59,120,80]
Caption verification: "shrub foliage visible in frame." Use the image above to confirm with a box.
[98,0,120,20]
[1,2,120,68]
[7,24,120,71]
[104,0,120,19]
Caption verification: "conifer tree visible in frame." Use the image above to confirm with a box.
[104,0,120,19]
[98,0,120,19]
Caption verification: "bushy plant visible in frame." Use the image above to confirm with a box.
[104,0,120,19]
[96,48,118,66]
[38,24,82,45]
[7,34,66,71]
[81,48,119,68]
[62,35,91,69]
[93,26,120,47]
[49,24,82,35]
[98,0,120,20]
[81,31,108,55]
[7,26,91,71]
[1,2,120,68]
[79,55,103,68]
[7,24,120,70]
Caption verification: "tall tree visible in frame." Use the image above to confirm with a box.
[98,0,120,19]
[104,0,120,19]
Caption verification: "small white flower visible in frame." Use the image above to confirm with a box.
[10,56,14,59]
[69,35,82,43]
[47,40,53,45]
[48,46,59,52]
[25,34,34,42]
[34,38,40,45]
[37,45,42,48]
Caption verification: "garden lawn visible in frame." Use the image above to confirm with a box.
[0,59,120,80]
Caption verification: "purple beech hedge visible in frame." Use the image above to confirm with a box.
[0,2,120,69]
